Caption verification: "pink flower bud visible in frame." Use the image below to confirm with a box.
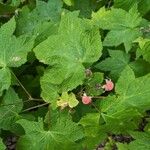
[85,69,92,77]
[102,79,114,91]
[82,93,92,105]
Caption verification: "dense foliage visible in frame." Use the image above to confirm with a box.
[0,0,150,149]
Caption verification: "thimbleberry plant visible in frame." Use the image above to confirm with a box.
[0,0,150,150]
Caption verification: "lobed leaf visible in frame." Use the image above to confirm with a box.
[34,12,102,103]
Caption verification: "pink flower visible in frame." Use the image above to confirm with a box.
[82,93,92,105]
[102,79,114,91]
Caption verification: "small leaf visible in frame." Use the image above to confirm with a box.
[85,72,104,96]
[0,138,6,150]
[57,92,79,109]
[17,115,84,150]
[63,0,74,6]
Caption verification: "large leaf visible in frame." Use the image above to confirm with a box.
[72,0,92,18]
[98,66,150,134]
[0,17,34,94]
[100,65,150,114]
[100,109,141,134]
[128,132,150,150]
[129,59,150,77]
[0,17,34,68]
[111,66,150,112]
[17,116,84,150]
[79,113,106,149]
[113,0,140,11]
[92,6,142,52]
[114,0,150,15]
[95,50,150,80]
[95,50,130,80]
[0,88,23,131]
[138,0,150,15]
[16,0,62,35]
[34,12,102,103]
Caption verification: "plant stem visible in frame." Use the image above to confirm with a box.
[0,99,43,107]
[47,105,51,129]
[92,96,106,99]
[91,102,101,113]
[11,70,32,99]
[21,103,49,113]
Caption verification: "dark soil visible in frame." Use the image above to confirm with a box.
[4,136,17,150]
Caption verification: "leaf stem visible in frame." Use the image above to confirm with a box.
[47,105,51,129]
[92,96,106,99]
[11,70,32,99]
[91,102,101,113]
[21,103,49,113]
[0,99,43,107]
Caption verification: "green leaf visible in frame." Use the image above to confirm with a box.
[114,0,150,16]
[116,66,150,112]
[128,132,150,150]
[0,67,11,96]
[117,143,129,150]
[79,113,100,128]
[85,72,104,96]
[0,17,34,68]
[95,50,130,80]
[34,21,58,46]
[57,92,79,109]
[16,0,62,35]
[10,0,22,7]
[113,0,140,11]
[0,88,22,131]
[138,0,150,15]
[79,113,106,149]
[0,17,34,94]
[129,59,150,77]
[101,109,141,134]
[92,6,142,52]
[101,66,150,114]
[116,67,150,111]
[98,65,150,134]
[0,138,6,150]
[73,0,92,18]
[138,41,150,63]
[17,115,84,150]
[95,50,150,80]
[115,66,135,96]
[63,0,74,6]
[34,12,102,103]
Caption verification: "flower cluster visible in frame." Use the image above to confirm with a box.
[82,79,114,105]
